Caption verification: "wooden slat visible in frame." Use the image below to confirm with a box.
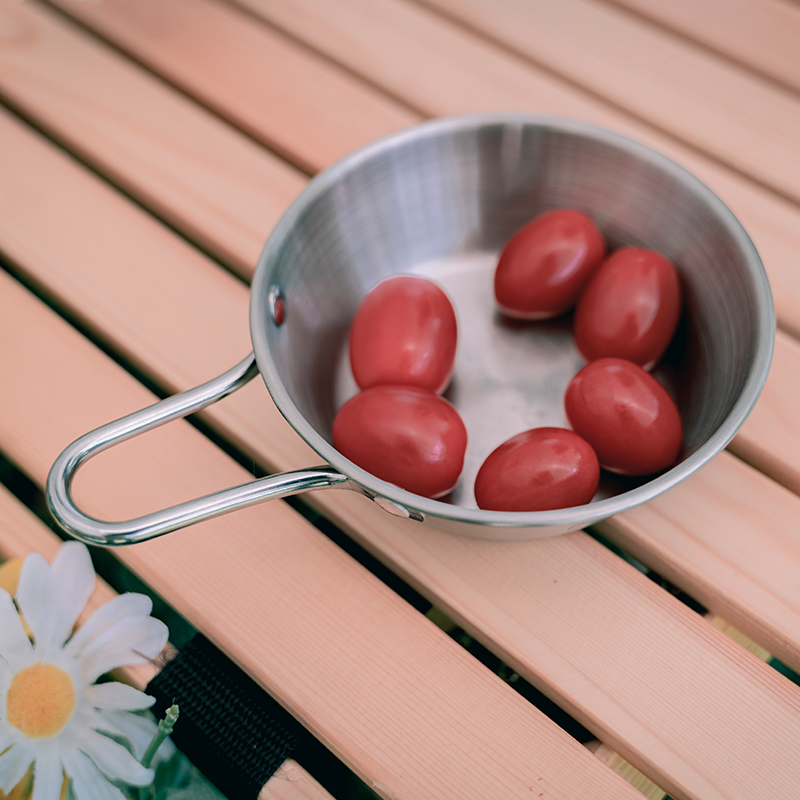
[207,0,800,340]
[588,744,666,800]
[597,451,800,669]
[0,485,330,800]
[0,0,308,279]
[0,273,640,799]
[414,0,800,203]
[2,111,799,800]
[7,0,800,666]
[730,331,800,497]
[0,483,155,688]
[6,0,800,505]
[0,484,129,644]
[33,0,414,174]
[604,0,800,95]
[259,763,334,800]
[14,0,800,344]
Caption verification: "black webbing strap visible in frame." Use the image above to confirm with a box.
[146,634,298,798]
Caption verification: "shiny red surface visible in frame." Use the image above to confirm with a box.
[332,385,467,498]
[494,209,606,319]
[573,247,681,369]
[349,275,457,394]
[565,358,682,476]
[474,427,600,512]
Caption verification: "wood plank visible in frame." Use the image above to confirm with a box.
[0,276,642,798]
[206,0,800,340]
[597,451,800,669]
[414,0,800,203]
[2,112,799,800]
[0,485,329,800]
[0,0,309,279]
[0,483,155,688]
[0,483,127,640]
[4,1,800,667]
[33,0,414,175]
[604,0,800,95]
[588,744,666,800]
[730,331,800,497]
[259,763,334,800]
[10,0,800,342]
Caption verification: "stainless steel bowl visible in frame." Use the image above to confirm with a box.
[48,115,775,545]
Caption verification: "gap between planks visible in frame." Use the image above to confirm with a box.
[2,0,800,508]
[410,0,800,205]
[2,123,800,799]
[599,0,800,96]
[1,101,799,675]
[0,274,646,798]
[0,484,333,800]
[13,0,800,343]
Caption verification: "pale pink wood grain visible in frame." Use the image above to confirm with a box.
[2,0,799,674]
[218,0,800,339]
[416,0,800,202]
[259,762,334,800]
[7,0,800,340]
[41,0,416,174]
[606,0,800,94]
[0,0,308,278]
[732,331,800,497]
[1,111,799,800]
[0,279,642,798]
[0,486,329,798]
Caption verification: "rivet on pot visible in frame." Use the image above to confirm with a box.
[374,496,425,522]
[268,284,286,326]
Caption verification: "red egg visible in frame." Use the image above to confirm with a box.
[474,427,600,512]
[349,275,457,394]
[332,385,467,498]
[494,209,606,319]
[573,247,681,369]
[564,358,682,476]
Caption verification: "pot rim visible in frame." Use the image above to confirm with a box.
[250,113,775,529]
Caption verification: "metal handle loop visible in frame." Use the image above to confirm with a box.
[46,354,350,546]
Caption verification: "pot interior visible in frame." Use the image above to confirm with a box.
[251,117,773,520]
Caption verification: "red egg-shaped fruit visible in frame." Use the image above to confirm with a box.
[494,209,606,319]
[332,385,467,498]
[564,358,682,476]
[474,427,600,512]
[573,247,681,369]
[349,275,457,394]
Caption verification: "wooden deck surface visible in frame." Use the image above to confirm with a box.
[1,1,799,798]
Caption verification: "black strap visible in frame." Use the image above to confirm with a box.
[146,634,298,798]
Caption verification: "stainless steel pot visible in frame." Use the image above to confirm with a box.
[47,115,775,545]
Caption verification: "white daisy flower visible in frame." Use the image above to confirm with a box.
[0,542,169,800]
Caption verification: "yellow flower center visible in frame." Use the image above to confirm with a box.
[6,664,76,739]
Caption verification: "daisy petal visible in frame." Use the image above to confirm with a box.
[65,594,152,658]
[0,742,35,794]
[0,722,18,754]
[31,751,64,800]
[0,589,33,669]
[62,750,127,800]
[82,709,133,749]
[16,555,58,652]
[77,728,154,787]
[51,543,95,647]
[81,617,168,684]
[84,683,155,711]
[97,711,164,762]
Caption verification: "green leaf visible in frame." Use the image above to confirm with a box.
[153,751,193,793]
[154,766,227,800]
